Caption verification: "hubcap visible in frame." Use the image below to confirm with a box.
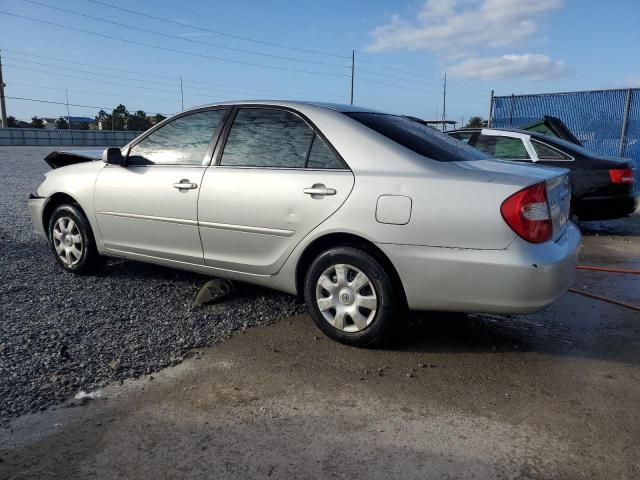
[315,263,378,333]
[52,216,83,267]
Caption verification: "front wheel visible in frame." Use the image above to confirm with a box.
[48,204,102,274]
[303,246,398,347]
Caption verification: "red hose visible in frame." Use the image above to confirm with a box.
[568,288,640,312]
[577,265,640,275]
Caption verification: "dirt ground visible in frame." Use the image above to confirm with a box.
[1,218,640,479]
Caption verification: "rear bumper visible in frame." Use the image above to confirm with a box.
[574,194,638,220]
[28,194,47,237]
[378,223,581,314]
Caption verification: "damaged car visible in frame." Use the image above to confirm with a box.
[29,101,580,346]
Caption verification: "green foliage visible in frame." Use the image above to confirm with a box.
[55,117,69,129]
[111,104,129,131]
[151,113,166,125]
[7,116,17,127]
[30,116,45,129]
[466,116,488,128]
[126,110,152,131]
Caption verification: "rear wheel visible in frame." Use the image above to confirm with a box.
[48,204,102,273]
[304,246,398,347]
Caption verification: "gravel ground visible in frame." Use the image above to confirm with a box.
[0,147,305,421]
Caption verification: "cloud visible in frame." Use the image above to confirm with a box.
[367,0,562,53]
[449,53,569,80]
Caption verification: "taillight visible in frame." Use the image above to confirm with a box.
[501,182,552,244]
[609,168,634,184]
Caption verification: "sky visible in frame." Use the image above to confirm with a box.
[1,0,639,125]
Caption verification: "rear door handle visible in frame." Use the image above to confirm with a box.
[173,179,198,190]
[304,184,336,198]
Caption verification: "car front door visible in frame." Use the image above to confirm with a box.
[198,107,355,275]
[94,108,229,264]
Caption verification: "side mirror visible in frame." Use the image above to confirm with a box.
[102,147,125,165]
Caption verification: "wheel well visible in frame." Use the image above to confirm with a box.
[41,193,81,237]
[295,232,407,308]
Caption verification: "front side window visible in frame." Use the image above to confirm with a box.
[474,134,531,160]
[128,109,227,166]
[531,140,571,160]
[221,108,314,168]
[345,113,487,162]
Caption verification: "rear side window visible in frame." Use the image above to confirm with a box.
[128,109,227,166]
[307,135,344,169]
[221,108,314,168]
[345,113,486,162]
[531,140,571,160]
[474,134,531,160]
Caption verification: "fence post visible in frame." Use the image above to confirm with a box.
[619,88,632,157]
[508,94,515,128]
[488,89,494,127]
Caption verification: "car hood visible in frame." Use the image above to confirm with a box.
[44,149,105,169]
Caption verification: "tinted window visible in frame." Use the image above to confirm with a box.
[448,131,474,144]
[128,109,226,165]
[221,108,314,168]
[474,135,530,160]
[345,113,487,162]
[307,135,344,169]
[532,139,571,160]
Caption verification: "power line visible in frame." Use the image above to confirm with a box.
[357,67,442,88]
[4,62,346,103]
[4,56,179,88]
[9,81,179,104]
[19,0,350,69]
[0,11,350,77]
[3,48,179,81]
[5,95,171,115]
[85,0,349,59]
[4,49,346,99]
[358,76,442,95]
[3,63,180,94]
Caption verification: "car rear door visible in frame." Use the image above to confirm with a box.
[198,107,354,275]
[94,108,229,264]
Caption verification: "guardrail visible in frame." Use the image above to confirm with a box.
[0,128,141,146]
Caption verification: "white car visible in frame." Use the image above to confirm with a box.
[29,101,580,346]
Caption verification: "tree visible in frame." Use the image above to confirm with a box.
[70,121,89,130]
[95,110,113,130]
[126,110,152,131]
[465,116,488,128]
[151,113,166,125]
[30,116,45,128]
[111,104,129,130]
[7,116,17,127]
[55,117,69,129]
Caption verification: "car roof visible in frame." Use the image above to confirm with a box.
[187,100,384,114]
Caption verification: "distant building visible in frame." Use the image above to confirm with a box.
[42,116,95,129]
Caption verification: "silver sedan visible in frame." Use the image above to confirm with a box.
[28,101,580,346]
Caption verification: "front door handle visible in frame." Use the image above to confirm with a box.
[173,179,198,190]
[304,184,336,198]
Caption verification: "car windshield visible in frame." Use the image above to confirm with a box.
[345,112,488,162]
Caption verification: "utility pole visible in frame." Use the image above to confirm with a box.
[65,89,71,130]
[180,76,184,111]
[350,50,355,106]
[441,72,447,131]
[0,52,8,128]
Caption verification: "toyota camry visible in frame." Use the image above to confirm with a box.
[28,101,581,346]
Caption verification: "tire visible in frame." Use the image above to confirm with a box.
[48,204,102,274]
[303,246,398,347]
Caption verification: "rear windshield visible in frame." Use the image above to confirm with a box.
[345,112,488,162]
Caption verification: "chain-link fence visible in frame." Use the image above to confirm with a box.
[490,88,639,167]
